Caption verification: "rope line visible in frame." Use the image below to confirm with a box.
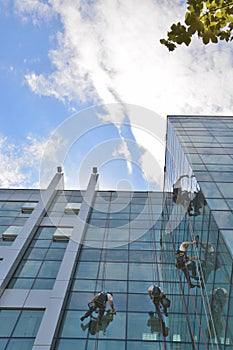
[166,202,199,350]
[162,162,219,349]
[92,194,112,350]
[166,195,218,350]
[148,192,168,349]
[161,186,210,349]
[186,213,220,350]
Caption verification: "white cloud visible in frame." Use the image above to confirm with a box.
[14,0,55,25]
[132,125,165,189]
[16,1,233,116]
[0,135,35,188]
[13,0,233,188]
[0,134,65,189]
[112,138,132,174]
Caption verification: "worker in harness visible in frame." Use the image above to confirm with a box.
[148,285,170,317]
[190,238,221,282]
[210,287,228,315]
[187,189,206,216]
[175,240,200,288]
[207,287,228,339]
[172,174,190,209]
[80,291,115,322]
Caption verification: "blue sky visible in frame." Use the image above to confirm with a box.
[0,4,70,137]
[0,0,233,191]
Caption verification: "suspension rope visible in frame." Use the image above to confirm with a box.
[162,165,215,350]
[166,201,199,350]
[186,213,220,350]
[92,194,112,350]
[148,192,168,349]
[175,202,212,349]
[169,196,217,350]
[163,135,221,348]
[161,183,212,350]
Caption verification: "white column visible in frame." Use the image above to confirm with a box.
[32,171,98,350]
[0,172,64,297]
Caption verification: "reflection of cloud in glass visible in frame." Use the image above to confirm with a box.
[39,103,166,248]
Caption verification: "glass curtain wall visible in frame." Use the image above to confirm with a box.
[161,116,233,349]
[54,190,171,350]
[6,190,83,290]
[7,226,68,290]
[0,309,44,350]
[54,187,230,349]
[0,200,37,246]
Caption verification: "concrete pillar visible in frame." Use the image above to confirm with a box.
[32,172,98,350]
[0,172,64,297]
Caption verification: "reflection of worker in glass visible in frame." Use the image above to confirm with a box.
[210,287,228,314]
[80,291,115,322]
[199,242,221,282]
[81,310,115,335]
[187,190,206,216]
[175,241,200,288]
[207,288,228,339]
[172,175,190,208]
[148,285,170,317]
[147,312,169,337]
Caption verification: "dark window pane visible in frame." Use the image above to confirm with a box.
[0,310,20,336]
[13,310,44,337]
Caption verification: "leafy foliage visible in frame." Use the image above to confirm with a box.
[161,0,233,51]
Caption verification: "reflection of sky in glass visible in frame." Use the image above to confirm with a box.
[212,211,233,229]
[201,154,233,164]
[199,182,223,198]
[217,183,233,198]
[206,198,229,210]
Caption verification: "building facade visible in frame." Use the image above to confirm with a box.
[162,116,233,349]
[0,116,232,349]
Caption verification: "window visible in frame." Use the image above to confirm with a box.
[8,227,68,290]
[64,203,81,214]
[0,309,44,348]
[53,228,73,241]
[21,202,37,214]
[2,225,22,241]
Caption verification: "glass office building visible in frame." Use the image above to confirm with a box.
[0,116,232,349]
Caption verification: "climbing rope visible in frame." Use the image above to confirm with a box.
[165,195,219,350]
[165,200,199,350]
[87,194,112,350]
[186,213,220,350]
[148,192,168,349]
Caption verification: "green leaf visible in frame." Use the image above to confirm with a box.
[203,31,211,43]
[167,43,177,51]
[160,39,176,51]
[185,13,192,25]
[171,22,187,35]
[160,0,233,51]
[188,22,199,34]
[210,34,218,42]
[184,36,192,45]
